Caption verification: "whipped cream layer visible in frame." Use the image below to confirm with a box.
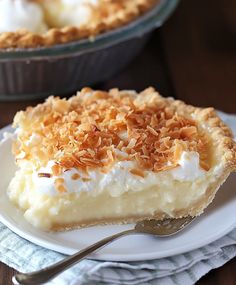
[29,151,207,197]
[0,0,47,33]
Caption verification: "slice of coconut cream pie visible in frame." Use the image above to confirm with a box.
[8,87,236,231]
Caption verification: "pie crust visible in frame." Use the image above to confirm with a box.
[0,0,159,49]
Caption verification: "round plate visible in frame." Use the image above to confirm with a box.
[0,112,236,262]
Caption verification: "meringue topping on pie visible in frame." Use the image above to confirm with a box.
[40,0,99,28]
[0,0,159,48]
[0,0,47,34]
[7,87,236,231]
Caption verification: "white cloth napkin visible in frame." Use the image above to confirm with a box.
[0,223,236,285]
[0,111,236,285]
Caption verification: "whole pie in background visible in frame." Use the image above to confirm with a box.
[0,0,159,48]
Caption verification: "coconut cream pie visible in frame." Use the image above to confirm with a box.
[0,0,158,49]
[8,87,236,231]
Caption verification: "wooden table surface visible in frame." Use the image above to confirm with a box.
[1,0,236,284]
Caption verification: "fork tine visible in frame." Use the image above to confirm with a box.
[135,216,195,236]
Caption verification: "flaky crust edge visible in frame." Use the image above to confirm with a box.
[0,0,157,49]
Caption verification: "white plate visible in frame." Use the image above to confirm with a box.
[0,112,236,262]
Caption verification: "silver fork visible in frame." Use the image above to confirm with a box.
[13,216,195,285]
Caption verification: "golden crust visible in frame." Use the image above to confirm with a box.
[0,0,158,49]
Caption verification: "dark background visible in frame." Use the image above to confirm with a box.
[0,0,236,284]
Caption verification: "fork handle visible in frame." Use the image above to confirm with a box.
[13,228,136,285]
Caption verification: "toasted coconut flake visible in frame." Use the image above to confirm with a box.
[71,173,81,180]
[56,184,67,193]
[82,177,91,182]
[173,141,184,162]
[127,138,137,149]
[51,164,62,176]
[54,178,67,193]
[147,125,159,136]
[130,168,145,178]
[55,178,65,185]
[38,173,52,178]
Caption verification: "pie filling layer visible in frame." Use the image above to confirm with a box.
[7,87,236,231]
[8,151,224,230]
